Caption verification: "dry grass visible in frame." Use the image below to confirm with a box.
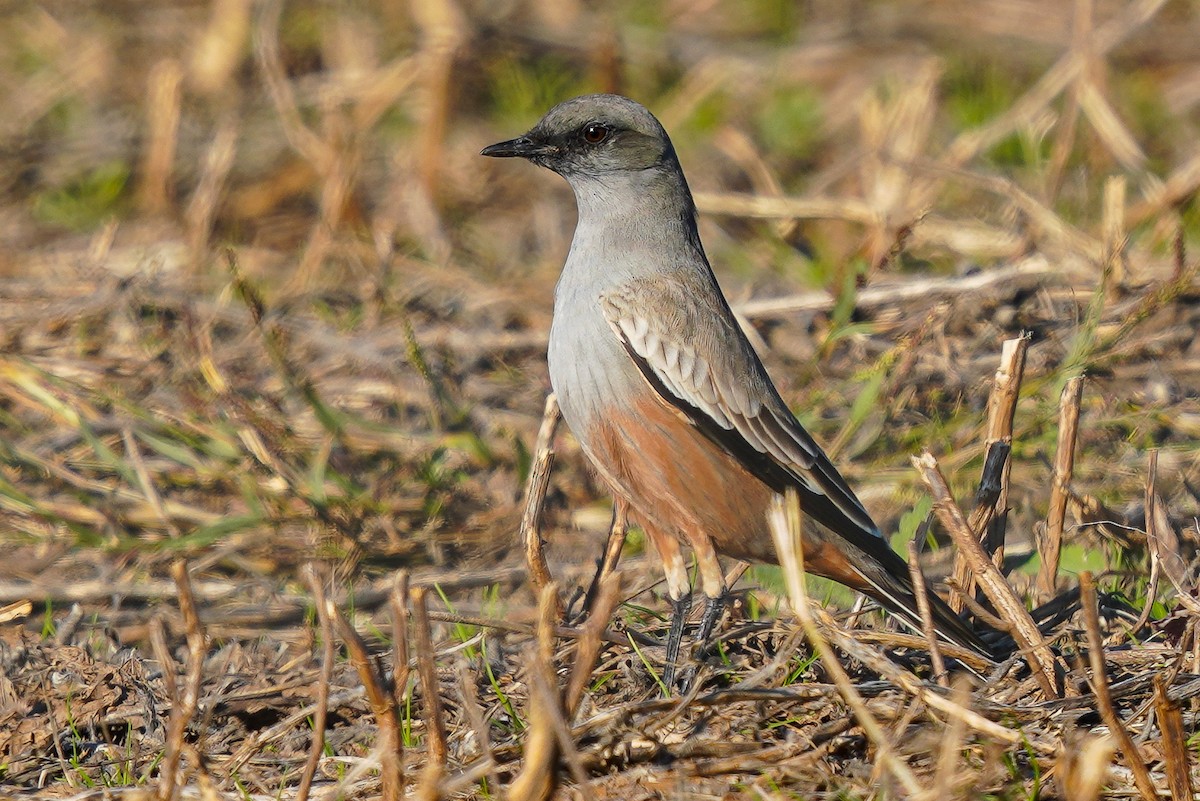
[2,1,1200,798]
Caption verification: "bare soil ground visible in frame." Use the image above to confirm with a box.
[2,1,1200,799]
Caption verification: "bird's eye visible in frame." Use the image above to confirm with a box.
[582,123,610,144]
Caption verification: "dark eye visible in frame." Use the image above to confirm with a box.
[582,123,610,144]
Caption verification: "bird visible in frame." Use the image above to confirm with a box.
[482,94,992,684]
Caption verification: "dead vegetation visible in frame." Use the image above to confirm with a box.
[2,0,1200,798]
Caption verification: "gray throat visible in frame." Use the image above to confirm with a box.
[547,164,709,428]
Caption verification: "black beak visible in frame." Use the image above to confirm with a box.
[480,135,546,159]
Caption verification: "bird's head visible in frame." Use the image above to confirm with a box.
[481,94,678,179]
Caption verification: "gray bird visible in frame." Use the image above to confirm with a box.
[482,94,991,685]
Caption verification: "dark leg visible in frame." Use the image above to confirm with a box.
[695,592,727,645]
[677,591,729,693]
[661,593,692,691]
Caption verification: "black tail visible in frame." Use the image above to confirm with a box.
[856,548,995,661]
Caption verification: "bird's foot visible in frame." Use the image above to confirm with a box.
[676,593,730,694]
[661,594,692,693]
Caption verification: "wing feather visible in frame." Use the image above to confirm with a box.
[600,279,878,539]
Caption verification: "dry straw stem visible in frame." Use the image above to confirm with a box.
[1128,148,1200,226]
[253,0,327,169]
[807,608,1019,746]
[913,452,1062,699]
[528,653,590,791]
[411,0,466,200]
[326,595,404,801]
[1040,0,1152,187]
[1134,450,1187,630]
[226,688,368,777]
[1043,0,1091,202]
[157,560,208,801]
[122,428,177,537]
[188,0,251,94]
[508,584,563,801]
[1145,450,1186,590]
[298,564,335,801]
[565,571,622,718]
[1133,450,1162,633]
[981,334,1030,565]
[950,334,1029,614]
[184,113,238,271]
[520,393,563,619]
[581,499,627,620]
[945,578,1012,636]
[906,540,948,687]
[1102,175,1127,285]
[251,0,356,288]
[1037,375,1085,603]
[711,127,803,241]
[0,599,32,624]
[695,191,875,226]
[410,586,448,790]
[852,628,994,672]
[962,441,1010,572]
[930,677,972,799]
[1153,675,1193,800]
[390,571,411,712]
[736,258,1062,320]
[767,491,924,798]
[454,660,503,798]
[138,58,183,215]
[1058,734,1118,801]
[1078,572,1158,801]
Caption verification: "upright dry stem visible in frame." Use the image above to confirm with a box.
[951,335,1029,612]
[298,564,335,801]
[327,596,404,801]
[1037,375,1084,602]
[1079,572,1157,801]
[907,540,948,687]
[520,394,563,618]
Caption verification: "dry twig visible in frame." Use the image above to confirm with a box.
[410,586,448,796]
[1079,572,1157,801]
[951,335,1029,613]
[1037,375,1085,602]
[327,595,404,801]
[1153,675,1193,801]
[907,540,948,687]
[157,560,208,801]
[915,452,1062,698]
[390,572,412,711]
[581,499,627,620]
[520,393,563,619]
[508,584,563,801]
[297,564,335,801]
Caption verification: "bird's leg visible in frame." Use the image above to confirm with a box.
[580,499,628,621]
[662,593,692,690]
[652,529,692,693]
[695,593,727,645]
[678,536,729,691]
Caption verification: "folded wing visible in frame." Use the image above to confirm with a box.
[600,276,883,555]
[600,275,993,659]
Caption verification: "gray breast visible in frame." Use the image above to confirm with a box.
[547,280,644,442]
